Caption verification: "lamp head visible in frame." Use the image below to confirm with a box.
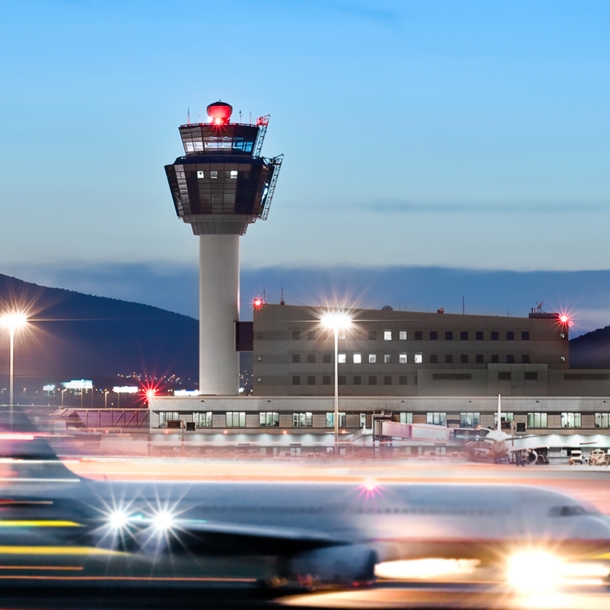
[320,311,353,331]
[0,312,28,331]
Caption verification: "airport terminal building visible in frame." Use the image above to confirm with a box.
[146,304,610,452]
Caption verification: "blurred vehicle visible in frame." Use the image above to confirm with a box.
[568,450,584,465]
[588,449,610,466]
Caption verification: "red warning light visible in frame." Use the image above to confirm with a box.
[558,314,571,325]
[207,101,232,126]
[146,389,156,401]
[253,297,264,310]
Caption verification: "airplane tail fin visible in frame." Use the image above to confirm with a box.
[497,394,502,433]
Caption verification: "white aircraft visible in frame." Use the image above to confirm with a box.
[455,395,548,463]
[1,432,610,589]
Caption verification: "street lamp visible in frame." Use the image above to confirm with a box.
[104,390,109,409]
[0,312,28,424]
[61,388,67,407]
[320,311,353,453]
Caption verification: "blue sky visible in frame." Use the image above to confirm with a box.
[1,1,609,331]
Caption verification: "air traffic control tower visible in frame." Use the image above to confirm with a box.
[165,101,283,395]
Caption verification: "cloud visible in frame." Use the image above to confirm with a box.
[361,199,610,215]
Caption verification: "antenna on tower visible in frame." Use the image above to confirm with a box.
[280,287,285,306]
[187,107,190,125]
[239,110,242,123]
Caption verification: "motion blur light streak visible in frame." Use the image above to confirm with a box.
[375,558,480,580]
[506,550,562,593]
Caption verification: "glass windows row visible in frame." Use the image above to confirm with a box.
[428,354,531,364]
[292,375,410,385]
[528,412,547,428]
[595,413,610,428]
[259,412,279,427]
[292,353,422,364]
[561,412,581,428]
[196,170,238,179]
[290,329,532,342]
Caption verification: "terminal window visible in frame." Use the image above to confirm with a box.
[338,376,346,385]
[323,354,332,364]
[494,412,514,428]
[527,412,547,428]
[293,412,313,427]
[445,331,453,340]
[430,354,438,364]
[193,412,213,428]
[561,412,581,428]
[460,412,480,427]
[160,412,179,427]
[326,412,346,428]
[522,354,530,363]
[414,353,423,363]
[400,412,413,424]
[491,331,499,340]
[476,331,484,340]
[445,354,453,364]
[259,412,279,427]
[427,412,447,426]
[476,354,484,363]
[384,376,392,385]
[399,376,408,385]
[230,170,238,179]
[368,376,377,385]
[384,354,391,364]
[384,331,392,341]
[414,331,423,340]
[399,353,407,363]
[307,354,315,363]
[338,353,346,363]
[399,331,407,340]
[506,354,515,364]
[353,353,362,364]
[460,331,468,340]
[595,413,610,428]
[369,331,377,340]
[292,331,301,340]
[430,331,438,340]
[197,171,204,178]
[522,331,530,340]
[307,376,316,385]
[491,354,499,363]
[292,376,301,385]
[353,376,362,385]
[524,371,537,380]
[460,354,468,364]
[498,372,511,380]
[323,375,331,385]
[226,412,246,427]
[307,331,317,340]
[506,331,515,340]
[292,354,300,363]
[369,354,377,363]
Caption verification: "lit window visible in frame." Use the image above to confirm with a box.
[360,413,367,427]
[494,412,514,429]
[527,412,547,428]
[399,331,407,340]
[369,354,377,363]
[427,412,447,426]
[226,412,246,427]
[384,331,392,341]
[193,412,212,427]
[459,412,480,428]
[293,412,313,427]
[353,353,362,364]
[160,412,179,427]
[259,412,279,427]
[230,170,238,179]
[326,413,346,428]
[384,354,391,364]
[210,170,218,179]
[338,354,346,364]
[399,353,407,364]
[399,412,413,423]
[414,353,423,364]
[595,413,610,428]
[197,170,204,179]
[561,412,581,428]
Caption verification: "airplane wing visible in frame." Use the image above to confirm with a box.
[171,520,348,555]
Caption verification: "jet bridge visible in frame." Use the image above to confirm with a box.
[381,421,452,442]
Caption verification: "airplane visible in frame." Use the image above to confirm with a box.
[1,425,610,590]
[453,395,551,464]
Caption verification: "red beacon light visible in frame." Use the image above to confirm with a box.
[253,297,265,310]
[559,314,570,325]
[207,101,232,126]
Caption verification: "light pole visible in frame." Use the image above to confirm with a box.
[320,311,352,454]
[61,388,67,406]
[104,390,109,409]
[0,313,28,426]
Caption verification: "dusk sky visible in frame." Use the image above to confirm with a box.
[1,1,609,332]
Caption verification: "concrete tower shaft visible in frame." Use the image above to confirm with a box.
[164,101,282,395]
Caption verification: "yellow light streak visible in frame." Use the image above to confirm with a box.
[0,520,81,528]
[0,546,125,556]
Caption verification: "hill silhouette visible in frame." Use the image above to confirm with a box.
[0,274,198,386]
[569,325,610,369]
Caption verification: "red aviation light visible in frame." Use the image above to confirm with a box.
[558,313,571,325]
[146,389,156,401]
[253,297,265,310]
[207,101,232,126]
